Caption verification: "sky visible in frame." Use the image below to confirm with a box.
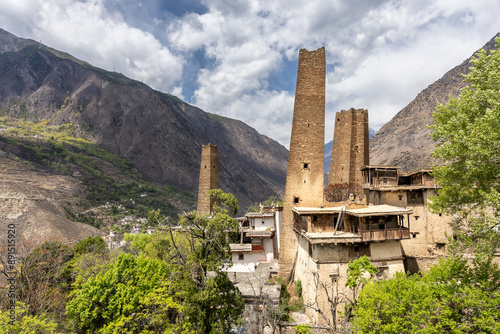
[0,0,499,148]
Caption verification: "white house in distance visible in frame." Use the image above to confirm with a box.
[227,205,282,273]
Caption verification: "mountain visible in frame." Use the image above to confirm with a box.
[369,34,498,171]
[0,28,288,212]
[0,151,102,245]
[324,128,376,174]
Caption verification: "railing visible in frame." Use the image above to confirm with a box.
[293,219,307,233]
[360,228,410,242]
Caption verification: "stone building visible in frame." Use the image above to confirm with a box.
[196,144,219,215]
[361,166,453,272]
[273,43,470,329]
[328,108,369,186]
[292,201,412,324]
[279,47,326,279]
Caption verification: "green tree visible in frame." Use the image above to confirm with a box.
[345,255,378,301]
[163,189,244,333]
[73,236,108,256]
[430,34,500,217]
[17,241,73,320]
[67,253,181,333]
[351,257,500,333]
[82,189,244,333]
[293,324,311,334]
[430,37,500,214]
[429,34,500,284]
[248,195,284,212]
[343,255,378,322]
[0,302,58,334]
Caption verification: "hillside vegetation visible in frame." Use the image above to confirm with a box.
[0,116,196,228]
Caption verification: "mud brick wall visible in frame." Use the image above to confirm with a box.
[197,144,219,215]
[279,47,325,278]
[328,108,369,185]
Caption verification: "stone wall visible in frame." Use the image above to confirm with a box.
[196,144,219,215]
[328,108,369,185]
[279,47,326,278]
[400,189,452,263]
[367,187,453,272]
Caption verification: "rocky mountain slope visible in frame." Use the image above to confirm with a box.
[0,29,288,210]
[0,154,101,245]
[369,34,498,171]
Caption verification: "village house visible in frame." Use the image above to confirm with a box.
[361,166,453,272]
[228,205,282,273]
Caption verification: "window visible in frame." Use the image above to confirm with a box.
[238,254,244,261]
[436,243,446,251]
[377,264,389,277]
[313,216,318,222]
[330,273,339,283]
[408,191,424,205]
[302,163,309,169]
[294,197,300,204]
[398,195,403,200]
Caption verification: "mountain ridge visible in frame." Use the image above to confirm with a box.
[369,34,498,170]
[0,28,288,210]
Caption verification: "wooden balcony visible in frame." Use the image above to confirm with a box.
[360,227,410,242]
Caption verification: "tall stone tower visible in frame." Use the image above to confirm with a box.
[328,108,369,185]
[279,47,325,279]
[197,144,219,215]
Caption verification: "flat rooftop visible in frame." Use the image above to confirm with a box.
[347,204,413,217]
[293,204,413,216]
[245,212,275,218]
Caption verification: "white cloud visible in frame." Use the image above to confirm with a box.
[0,0,185,93]
[0,0,499,148]
[167,0,500,146]
[212,89,295,146]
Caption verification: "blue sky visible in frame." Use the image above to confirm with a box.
[0,0,499,148]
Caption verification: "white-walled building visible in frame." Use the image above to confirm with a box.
[228,205,282,273]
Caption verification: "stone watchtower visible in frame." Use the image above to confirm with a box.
[328,108,369,186]
[197,144,220,215]
[279,47,325,279]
